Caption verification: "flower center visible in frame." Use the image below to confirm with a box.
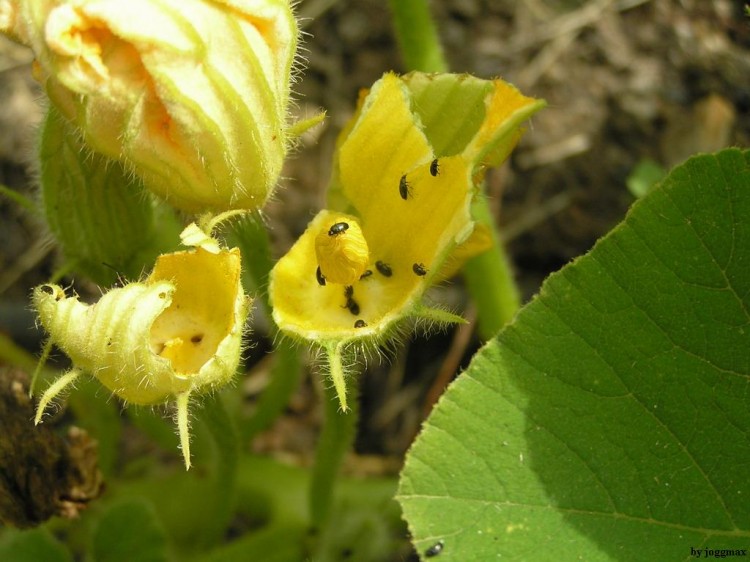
[314,217,370,285]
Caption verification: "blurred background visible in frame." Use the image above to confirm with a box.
[1,0,748,475]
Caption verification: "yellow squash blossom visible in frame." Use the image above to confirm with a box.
[32,225,251,468]
[1,0,301,213]
[269,72,545,409]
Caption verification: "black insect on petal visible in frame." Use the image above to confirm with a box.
[425,540,444,557]
[399,174,410,200]
[346,299,360,315]
[342,286,360,315]
[354,319,367,328]
[413,262,427,276]
[328,222,349,236]
[430,158,439,177]
[359,269,373,280]
[375,260,392,277]
[40,284,63,301]
[316,265,326,286]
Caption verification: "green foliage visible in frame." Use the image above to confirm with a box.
[0,528,73,562]
[398,149,750,560]
[67,378,122,477]
[626,158,666,198]
[92,500,170,562]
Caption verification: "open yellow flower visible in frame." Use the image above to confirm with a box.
[32,228,251,468]
[1,0,301,213]
[269,72,545,409]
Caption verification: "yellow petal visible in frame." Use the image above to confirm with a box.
[463,78,547,167]
[149,247,245,381]
[437,223,493,281]
[339,73,433,220]
[338,73,476,282]
[33,281,178,405]
[271,74,485,342]
[270,157,474,342]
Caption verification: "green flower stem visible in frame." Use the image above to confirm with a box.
[309,345,359,529]
[0,184,37,213]
[231,215,304,440]
[241,338,302,441]
[389,1,522,339]
[232,213,274,314]
[463,195,522,339]
[387,0,447,73]
[196,394,239,548]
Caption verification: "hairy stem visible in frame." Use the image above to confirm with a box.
[231,212,275,314]
[231,213,304,443]
[242,339,302,440]
[309,344,358,529]
[197,393,240,547]
[387,0,447,73]
[463,195,522,338]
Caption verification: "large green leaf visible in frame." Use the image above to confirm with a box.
[398,149,750,561]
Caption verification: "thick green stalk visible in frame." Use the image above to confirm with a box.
[231,213,274,314]
[389,0,522,338]
[309,345,358,529]
[231,215,303,440]
[387,0,447,73]
[0,184,37,213]
[196,394,239,547]
[463,195,521,338]
[242,338,302,441]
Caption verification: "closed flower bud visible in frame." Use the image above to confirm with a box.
[4,0,299,213]
[39,106,180,285]
[33,243,251,468]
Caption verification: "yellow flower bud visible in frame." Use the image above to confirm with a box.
[32,244,251,468]
[315,216,370,286]
[5,0,299,213]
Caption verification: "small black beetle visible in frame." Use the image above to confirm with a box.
[375,260,393,277]
[328,222,349,236]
